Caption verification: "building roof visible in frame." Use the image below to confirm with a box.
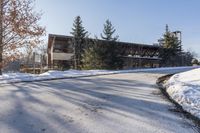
[48,34,161,49]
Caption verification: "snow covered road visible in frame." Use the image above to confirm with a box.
[0,69,198,133]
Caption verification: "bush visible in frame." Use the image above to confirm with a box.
[191,58,199,65]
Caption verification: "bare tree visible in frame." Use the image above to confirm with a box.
[0,0,45,75]
[23,43,33,65]
[35,43,47,55]
[23,43,47,65]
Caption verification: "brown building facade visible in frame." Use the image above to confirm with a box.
[47,34,161,69]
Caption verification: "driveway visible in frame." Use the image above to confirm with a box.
[0,69,198,133]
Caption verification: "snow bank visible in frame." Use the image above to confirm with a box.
[0,66,199,85]
[166,68,200,119]
[0,70,114,84]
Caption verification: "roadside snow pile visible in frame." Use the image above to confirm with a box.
[0,73,35,84]
[39,70,116,79]
[0,70,115,84]
[166,68,200,119]
[0,66,199,84]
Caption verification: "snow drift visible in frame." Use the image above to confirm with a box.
[166,68,200,119]
[0,66,199,85]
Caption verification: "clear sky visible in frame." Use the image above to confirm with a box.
[35,0,200,56]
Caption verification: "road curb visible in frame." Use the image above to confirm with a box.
[156,75,200,131]
[0,71,132,86]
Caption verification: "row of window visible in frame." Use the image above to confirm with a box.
[53,43,73,53]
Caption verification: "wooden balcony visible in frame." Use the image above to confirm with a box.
[53,53,74,61]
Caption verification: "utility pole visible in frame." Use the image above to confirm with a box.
[40,54,43,74]
[173,31,183,66]
[166,24,169,33]
[180,32,183,66]
[0,0,3,75]
[33,52,36,74]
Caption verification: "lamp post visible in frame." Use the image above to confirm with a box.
[173,31,183,66]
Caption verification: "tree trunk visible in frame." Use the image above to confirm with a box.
[0,45,2,75]
[0,0,3,75]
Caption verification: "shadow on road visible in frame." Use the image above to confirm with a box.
[1,73,196,133]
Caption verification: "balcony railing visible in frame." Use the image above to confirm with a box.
[53,53,74,61]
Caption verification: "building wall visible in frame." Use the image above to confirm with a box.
[48,35,74,69]
[48,34,161,69]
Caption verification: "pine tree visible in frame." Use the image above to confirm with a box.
[100,20,123,69]
[159,25,182,66]
[70,16,88,69]
[81,39,104,69]
[101,20,119,41]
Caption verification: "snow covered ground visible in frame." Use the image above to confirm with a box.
[166,68,200,119]
[0,72,197,133]
[0,66,199,84]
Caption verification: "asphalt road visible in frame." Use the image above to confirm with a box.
[0,69,198,133]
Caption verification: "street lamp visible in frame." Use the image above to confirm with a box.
[173,31,183,66]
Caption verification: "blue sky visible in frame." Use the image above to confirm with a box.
[35,0,200,55]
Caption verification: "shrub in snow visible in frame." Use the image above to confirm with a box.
[191,58,199,65]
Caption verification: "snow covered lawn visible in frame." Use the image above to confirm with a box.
[0,66,199,84]
[166,68,200,119]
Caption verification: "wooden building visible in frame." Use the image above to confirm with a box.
[47,34,161,69]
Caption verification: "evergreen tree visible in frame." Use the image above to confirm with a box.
[81,39,105,69]
[159,25,182,66]
[107,42,123,69]
[101,20,119,41]
[100,20,123,69]
[82,20,123,70]
[70,16,88,69]
[181,50,197,66]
